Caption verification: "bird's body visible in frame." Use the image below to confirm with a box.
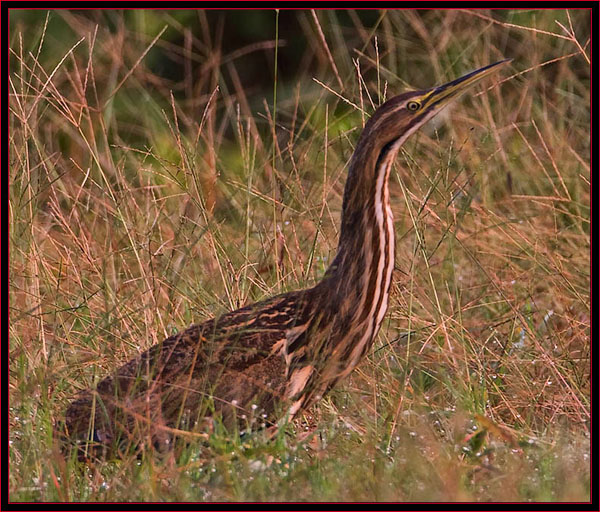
[62,60,509,458]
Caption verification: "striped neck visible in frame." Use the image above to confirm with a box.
[321,135,401,367]
[284,118,408,413]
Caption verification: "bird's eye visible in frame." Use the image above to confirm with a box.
[407,101,421,112]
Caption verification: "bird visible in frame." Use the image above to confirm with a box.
[60,59,510,459]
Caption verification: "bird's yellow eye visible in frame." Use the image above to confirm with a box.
[407,100,421,112]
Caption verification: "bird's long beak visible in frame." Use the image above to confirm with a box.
[422,59,511,111]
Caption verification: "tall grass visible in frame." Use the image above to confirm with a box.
[9,9,590,502]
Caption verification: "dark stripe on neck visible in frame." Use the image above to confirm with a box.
[358,215,382,324]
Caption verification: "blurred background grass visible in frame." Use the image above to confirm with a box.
[9,8,590,502]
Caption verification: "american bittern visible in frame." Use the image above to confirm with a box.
[62,60,510,458]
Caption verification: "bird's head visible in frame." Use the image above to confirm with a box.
[360,59,511,153]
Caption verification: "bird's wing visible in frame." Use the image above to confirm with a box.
[63,289,312,448]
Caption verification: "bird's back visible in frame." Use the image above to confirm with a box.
[62,289,312,457]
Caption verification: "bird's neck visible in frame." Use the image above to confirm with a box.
[321,137,400,344]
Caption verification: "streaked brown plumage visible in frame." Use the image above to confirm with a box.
[61,60,510,459]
